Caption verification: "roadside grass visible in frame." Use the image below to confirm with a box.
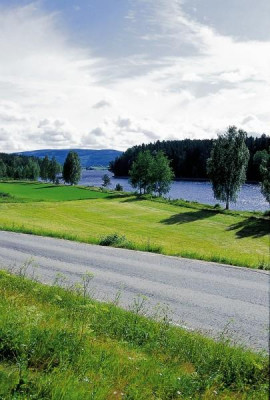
[0,181,269,269]
[0,269,268,399]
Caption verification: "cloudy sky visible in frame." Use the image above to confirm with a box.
[0,0,269,152]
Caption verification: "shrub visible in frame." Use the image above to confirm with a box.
[99,233,128,247]
[115,183,123,191]
[0,192,11,198]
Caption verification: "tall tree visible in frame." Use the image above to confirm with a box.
[207,126,250,210]
[102,174,111,188]
[129,150,154,195]
[48,157,62,184]
[25,159,40,181]
[152,151,174,196]
[258,148,270,205]
[40,155,50,181]
[0,159,7,178]
[63,151,81,185]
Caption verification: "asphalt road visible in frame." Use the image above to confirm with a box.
[0,230,269,352]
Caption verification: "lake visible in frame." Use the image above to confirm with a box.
[79,169,268,212]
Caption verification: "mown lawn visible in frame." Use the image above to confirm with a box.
[0,182,269,268]
[0,270,268,400]
[0,181,109,202]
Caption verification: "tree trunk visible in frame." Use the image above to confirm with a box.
[225,197,229,210]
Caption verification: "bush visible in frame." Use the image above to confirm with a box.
[0,192,11,198]
[115,183,123,191]
[99,233,129,247]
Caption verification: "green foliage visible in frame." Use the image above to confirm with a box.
[0,270,268,399]
[40,155,50,181]
[129,150,174,196]
[207,126,250,210]
[48,156,62,184]
[259,148,270,205]
[253,150,268,178]
[115,183,123,191]
[129,150,154,194]
[102,174,111,188]
[99,233,131,247]
[0,159,7,178]
[0,192,11,198]
[0,153,41,181]
[63,151,81,185]
[24,159,40,181]
[110,135,270,181]
[152,151,174,196]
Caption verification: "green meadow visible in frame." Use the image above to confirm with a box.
[0,181,109,202]
[0,270,268,399]
[0,181,269,269]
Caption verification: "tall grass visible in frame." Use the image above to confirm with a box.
[0,269,268,399]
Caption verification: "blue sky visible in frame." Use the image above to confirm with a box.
[0,0,269,151]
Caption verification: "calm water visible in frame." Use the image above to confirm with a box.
[79,169,269,212]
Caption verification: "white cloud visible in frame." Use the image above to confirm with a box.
[92,100,111,109]
[0,2,269,153]
[34,118,76,146]
[117,118,132,129]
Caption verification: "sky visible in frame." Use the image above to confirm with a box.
[0,0,269,152]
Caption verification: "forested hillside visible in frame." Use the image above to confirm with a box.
[16,149,122,167]
[109,135,270,181]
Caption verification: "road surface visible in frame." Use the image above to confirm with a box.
[0,231,269,351]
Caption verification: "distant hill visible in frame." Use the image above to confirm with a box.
[15,149,122,168]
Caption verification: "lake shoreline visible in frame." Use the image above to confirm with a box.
[112,175,260,184]
[78,169,267,212]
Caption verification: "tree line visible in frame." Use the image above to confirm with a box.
[0,150,124,191]
[127,127,270,209]
[109,134,269,182]
[0,153,41,181]
[0,151,82,185]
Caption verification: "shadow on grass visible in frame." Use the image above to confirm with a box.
[1,181,40,185]
[34,185,59,189]
[101,193,135,201]
[228,217,270,239]
[120,196,144,203]
[161,210,219,225]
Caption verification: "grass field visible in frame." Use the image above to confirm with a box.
[0,181,109,202]
[0,181,269,269]
[0,270,268,399]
